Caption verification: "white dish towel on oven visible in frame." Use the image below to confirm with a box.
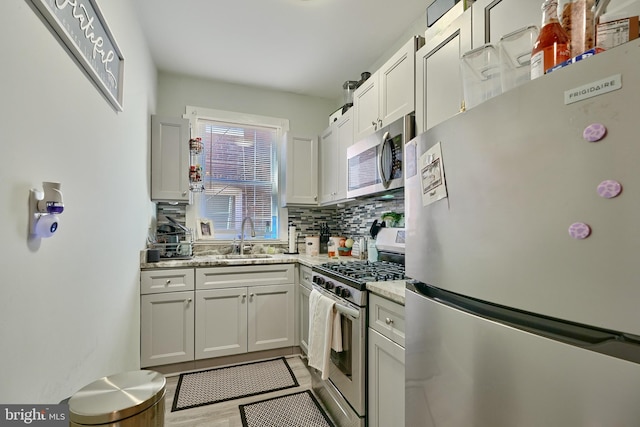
[308,289,337,380]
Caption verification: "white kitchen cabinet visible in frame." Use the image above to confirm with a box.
[195,264,295,359]
[368,293,405,427]
[141,290,195,367]
[353,36,424,141]
[318,109,353,205]
[280,134,318,207]
[298,265,313,355]
[472,0,541,48]
[195,287,248,359]
[416,4,472,134]
[140,269,195,367]
[151,115,191,203]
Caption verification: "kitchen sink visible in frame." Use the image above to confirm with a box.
[195,254,274,260]
[221,254,273,259]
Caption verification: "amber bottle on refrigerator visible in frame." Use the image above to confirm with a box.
[530,0,571,79]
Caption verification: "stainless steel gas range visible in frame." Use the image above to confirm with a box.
[310,229,406,427]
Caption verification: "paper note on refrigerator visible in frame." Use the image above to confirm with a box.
[420,142,447,207]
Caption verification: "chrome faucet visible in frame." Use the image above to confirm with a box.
[240,217,256,255]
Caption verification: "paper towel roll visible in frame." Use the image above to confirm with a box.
[288,225,297,253]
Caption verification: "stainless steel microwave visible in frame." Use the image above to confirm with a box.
[346,115,414,198]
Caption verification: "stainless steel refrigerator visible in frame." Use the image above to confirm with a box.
[405,39,640,427]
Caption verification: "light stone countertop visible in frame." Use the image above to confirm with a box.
[140,252,354,269]
[366,280,406,305]
[141,251,405,304]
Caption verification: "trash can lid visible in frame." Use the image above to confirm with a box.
[69,370,166,425]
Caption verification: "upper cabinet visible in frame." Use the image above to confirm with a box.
[151,115,191,203]
[280,134,318,207]
[319,109,354,205]
[472,0,541,47]
[353,36,425,142]
[416,4,472,134]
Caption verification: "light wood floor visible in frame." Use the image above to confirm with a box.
[163,355,314,427]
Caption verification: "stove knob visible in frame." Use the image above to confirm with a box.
[335,285,342,295]
[340,288,351,298]
[314,276,325,285]
[325,281,334,290]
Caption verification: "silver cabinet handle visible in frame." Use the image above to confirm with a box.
[385,317,394,325]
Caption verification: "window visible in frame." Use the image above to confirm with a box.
[187,107,289,240]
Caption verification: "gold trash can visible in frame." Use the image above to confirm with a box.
[69,370,165,427]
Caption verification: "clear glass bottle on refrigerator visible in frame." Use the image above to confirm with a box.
[530,0,571,79]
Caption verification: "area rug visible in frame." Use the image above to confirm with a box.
[239,390,335,427]
[172,357,299,411]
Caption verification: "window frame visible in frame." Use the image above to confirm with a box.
[184,106,290,243]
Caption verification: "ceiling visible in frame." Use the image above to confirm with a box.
[131,0,428,101]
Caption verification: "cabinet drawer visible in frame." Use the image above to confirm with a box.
[369,293,405,347]
[299,265,313,290]
[196,264,295,290]
[141,268,195,294]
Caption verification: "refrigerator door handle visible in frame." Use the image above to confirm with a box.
[407,281,640,365]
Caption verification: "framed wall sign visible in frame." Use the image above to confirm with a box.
[196,218,215,240]
[28,0,125,111]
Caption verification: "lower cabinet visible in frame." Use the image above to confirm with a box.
[298,265,313,355]
[195,284,295,359]
[141,291,195,367]
[368,293,405,427]
[140,264,296,367]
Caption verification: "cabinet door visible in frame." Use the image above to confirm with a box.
[281,134,318,206]
[352,72,380,141]
[151,115,190,203]
[334,109,353,202]
[298,283,311,355]
[195,288,248,359]
[379,37,419,127]
[141,291,194,367]
[368,329,405,427]
[318,126,337,205]
[472,0,541,47]
[416,7,472,134]
[248,284,295,352]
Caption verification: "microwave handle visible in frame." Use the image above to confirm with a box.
[379,131,392,188]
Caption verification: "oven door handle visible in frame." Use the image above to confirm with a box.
[335,302,360,319]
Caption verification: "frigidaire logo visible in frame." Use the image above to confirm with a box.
[0,405,67,426]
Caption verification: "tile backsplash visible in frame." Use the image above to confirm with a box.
[156,192,404,252]
[288,193,404,241]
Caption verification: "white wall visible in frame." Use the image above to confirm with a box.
[0,0,157,403]
[157,72,337,140]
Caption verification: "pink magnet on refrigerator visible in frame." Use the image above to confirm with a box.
[597,180,622,198]
[568,222,591,239]
[582,123,607,142]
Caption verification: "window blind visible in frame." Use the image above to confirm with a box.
[197,119,278,239]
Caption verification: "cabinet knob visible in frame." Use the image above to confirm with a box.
[242,294,246,301]
[378,118,383,127]
[372,120,377,127]
[187,298,192,303]
[250,293,255,298]
[385,317,394,325]
[166,280,171,285]
[182,191,188,196]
